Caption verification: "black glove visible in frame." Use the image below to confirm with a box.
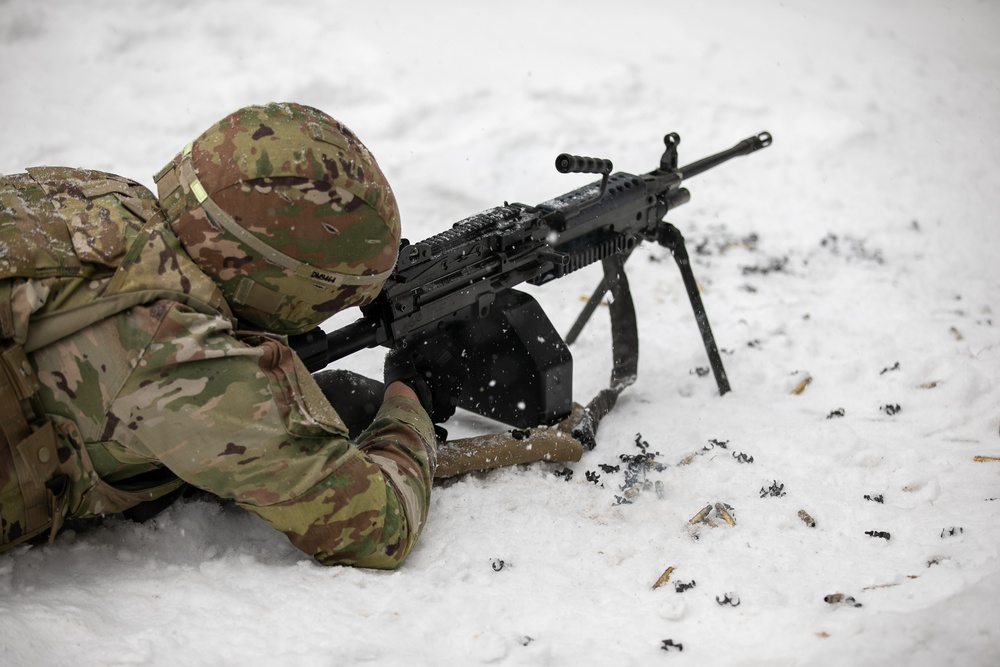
[383,347,455,423]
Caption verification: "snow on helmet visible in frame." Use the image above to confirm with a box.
[154,102,399,335]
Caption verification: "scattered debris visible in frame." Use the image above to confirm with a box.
[950,326,963,341]
[676,438,729,466]
[826,408,846,419]
[604,434,665,505]
[694,230,759,255]
[620,435,665,477]
[674,580,696,593]
[940,527,964,538]
[760,480,786,498]
[881,404,902,416]
[585,470,601,485]
[742,255,788,276]
[716,593,741,607]
[491,559,506,571]
[798,509,816,528]
[865,530,891,540]
[660,639,684,652]
[818,233,884,264]
[691,366,710,377]
[879,362,900,375]
[631,433,659,456]
[864,494,885,504]
[732,451,755,464]
[553,468,573,481]
[652,566,675,590]
[824,593,863,608]
[918,381,940,389]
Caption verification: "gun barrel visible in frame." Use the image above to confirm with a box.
[292,318,381,372]
[678,131,772,179]
[325,319,381,362]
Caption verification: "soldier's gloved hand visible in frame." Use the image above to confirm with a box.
[383,347,453,423]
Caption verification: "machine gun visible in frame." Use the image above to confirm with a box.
[291,131,772,445]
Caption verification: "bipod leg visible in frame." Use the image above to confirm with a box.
[566,247,635,345]
[658,223,731,395]
[570,254,639,449]
[566,275,607,346]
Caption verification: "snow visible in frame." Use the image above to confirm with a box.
[2,0,999,664]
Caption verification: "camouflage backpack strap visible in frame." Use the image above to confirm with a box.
[0,173,71,550]
[0,281,15,343]
[0,336,67,552]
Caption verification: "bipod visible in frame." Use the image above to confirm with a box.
[656,222,731,396]
[565,228,730,447]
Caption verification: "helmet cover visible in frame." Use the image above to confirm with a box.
[155,102,400,335]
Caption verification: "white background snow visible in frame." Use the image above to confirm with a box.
[1,1,998,665]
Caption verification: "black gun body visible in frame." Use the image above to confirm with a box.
[291,132,771,429]
[387,205,552,335]
[380,169,683,337]
[297,174,676,428]
[536,174,651,280]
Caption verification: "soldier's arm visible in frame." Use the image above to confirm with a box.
[114,305,436,569]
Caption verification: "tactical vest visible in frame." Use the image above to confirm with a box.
[0,166,231,552]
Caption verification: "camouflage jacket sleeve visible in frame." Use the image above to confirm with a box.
[112,302,437,569]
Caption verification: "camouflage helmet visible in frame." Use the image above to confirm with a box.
[154,102,400,335]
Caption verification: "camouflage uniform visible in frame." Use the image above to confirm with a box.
[0,105,436,568]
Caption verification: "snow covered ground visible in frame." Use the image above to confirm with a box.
[1,0,998,664]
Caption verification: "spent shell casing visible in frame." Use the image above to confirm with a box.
[791,375,813,395]
[715,502,737,527]
[652,566,675,590]
[798,509,816,528]
[688,504,713,524]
